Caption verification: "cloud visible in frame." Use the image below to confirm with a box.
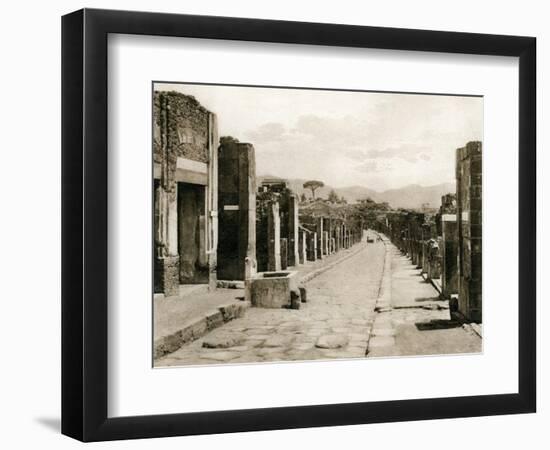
[355,160,393,174]
[245,122,286,142]
[230,92,481,190]
[365,144,432,163]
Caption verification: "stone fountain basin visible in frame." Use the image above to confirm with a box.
[249,270,299,308]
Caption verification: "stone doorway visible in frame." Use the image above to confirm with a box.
[177,182,208,284]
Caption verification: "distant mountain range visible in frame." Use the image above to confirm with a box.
[258,176,455,210]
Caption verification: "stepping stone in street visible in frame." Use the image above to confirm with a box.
[315,334,349,349]
[202,333,246,349]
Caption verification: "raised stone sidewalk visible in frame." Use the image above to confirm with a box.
[366,240,482,358]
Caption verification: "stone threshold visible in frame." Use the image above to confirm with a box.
[154,301,250,360]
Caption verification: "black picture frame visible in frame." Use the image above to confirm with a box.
[61,8,536,442]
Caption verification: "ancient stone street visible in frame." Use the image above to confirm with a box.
[156,231,482,367]
[157,234,386,366]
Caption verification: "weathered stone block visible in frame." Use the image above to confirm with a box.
[290,288,301,309]
[249,270,298,308]
[154,256,179,297]
[202,332,246,349]
[315,334,349,349]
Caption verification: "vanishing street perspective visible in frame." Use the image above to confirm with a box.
[153,83,482,367]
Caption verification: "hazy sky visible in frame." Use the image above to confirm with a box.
[155,83,483,191]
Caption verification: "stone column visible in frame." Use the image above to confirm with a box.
[267,201,281,271]
[323,218,332,254]
[280,238,288,270]
[307,232,317,261]
[288,194,300,267]
[323,231,329,256]
[316,217,324,259]
[441,214,458,298]
[299,231,307,264]
[207,112,219,289]
[342,224,346,250]
[154,181,180,297]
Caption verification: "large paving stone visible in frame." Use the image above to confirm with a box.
[332,326,352,333]
[372,328,396,337]
[262,335,295,348]
[202,333,246,349]
[368,336,395,348]
[247,334,272,341]
[315,334,349,349]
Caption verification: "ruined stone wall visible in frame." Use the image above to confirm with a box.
[153,90,216,295]
[456,141,482,322]
[154,91,210,163]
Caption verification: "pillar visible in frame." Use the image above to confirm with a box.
[441,214,459,298]
[280,238,288,270]
[288,194,300,267]
[307,232,317,261]
[217,141,257,281]
[267,201,281,271]
[456,141,482,322]
[299,231,307,264]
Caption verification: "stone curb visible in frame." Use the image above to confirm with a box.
[154,301,250,360]
[421,272,443,296]
[300,242,368,285]
[374,236,393,312]
[366,235,394,354]
[462,322,483,339]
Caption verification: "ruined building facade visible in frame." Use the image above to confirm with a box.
[153,91,219,296]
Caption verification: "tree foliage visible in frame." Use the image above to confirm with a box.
[328,189,339,203]
[303,180,324,199]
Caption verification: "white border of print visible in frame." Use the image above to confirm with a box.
[107,34,518,418]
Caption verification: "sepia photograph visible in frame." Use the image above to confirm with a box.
[152,82,483,367]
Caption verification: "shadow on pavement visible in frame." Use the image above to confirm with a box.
[414,296,442,303]
[415,319,462,331]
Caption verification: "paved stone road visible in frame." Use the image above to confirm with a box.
[157,236,386,367]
